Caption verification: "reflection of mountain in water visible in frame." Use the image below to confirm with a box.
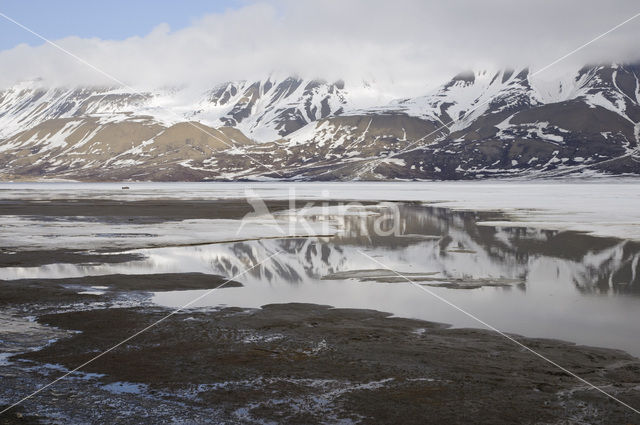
[203,205,640,295]
[3,204,637,295]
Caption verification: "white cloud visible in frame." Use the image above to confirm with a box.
[1,0,639,97]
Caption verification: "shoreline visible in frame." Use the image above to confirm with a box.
[2,295,640,424]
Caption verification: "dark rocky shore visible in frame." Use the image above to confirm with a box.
[1,282,639,424]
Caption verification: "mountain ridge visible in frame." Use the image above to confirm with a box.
[1,63,639,181]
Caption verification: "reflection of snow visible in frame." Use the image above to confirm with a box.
[2,206,637,296]
[0,215,339,252]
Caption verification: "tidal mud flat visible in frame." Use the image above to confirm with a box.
[2,294,640,424]
[1,195,640,424]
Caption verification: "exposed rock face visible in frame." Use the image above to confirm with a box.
[1,65,640,181]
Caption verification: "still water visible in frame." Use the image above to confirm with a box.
[3,203,639,356]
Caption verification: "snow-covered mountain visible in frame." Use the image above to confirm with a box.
[0,76,350,142]
[386,68,542,130]
[1,64,639,181]
[187,77,349,141]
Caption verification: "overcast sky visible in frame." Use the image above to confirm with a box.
[0,0,639,96]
